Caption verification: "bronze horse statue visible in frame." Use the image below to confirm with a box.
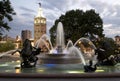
[12,39,41,68]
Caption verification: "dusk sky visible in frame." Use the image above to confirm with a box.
[5,0,120,39]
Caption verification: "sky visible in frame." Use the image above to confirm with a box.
[4,0,120,39]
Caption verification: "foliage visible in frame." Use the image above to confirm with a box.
[49,9,104,44]
[94,37,116,61]
[104,37,115,49]
[103,37,116,56]
[0,41,15,52]
[0,0,16,36]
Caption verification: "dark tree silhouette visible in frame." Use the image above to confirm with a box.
[49,9,104,44]
[0,0,16,36]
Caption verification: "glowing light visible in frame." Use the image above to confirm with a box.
[16,60,20,63]
[66,70,84,73]
[78,41,81,44]
[95,70,104,72]
[37,69,44,72]
[15,69,21,73]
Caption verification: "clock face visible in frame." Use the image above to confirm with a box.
[43,20,46,24]
[37,19,40,23]
[34,19,40,24]
[34,18,46,24]
[41,20,43,23]
[34,20,37,24]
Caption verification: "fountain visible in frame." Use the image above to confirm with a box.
[0,22,120,81]
[35,22,97,72]
[11,39,41,68]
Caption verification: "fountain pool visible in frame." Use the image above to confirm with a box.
[35,22,97,66]
[0,22,120,81]
[0,22,98,73]
[0,59,120,74]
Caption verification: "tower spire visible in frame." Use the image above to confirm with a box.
[36,2,44,17]
[38,2,41,7]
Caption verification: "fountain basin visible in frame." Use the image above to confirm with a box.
[38,54,82,64]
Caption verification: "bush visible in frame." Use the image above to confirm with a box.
[0,41,15,52]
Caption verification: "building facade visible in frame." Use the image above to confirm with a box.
[115,35,120,46]
[1,35,15,41]
[14,35,21,49]
[21,30,32,42]
[114,35,120,55]
[34,4,46,44]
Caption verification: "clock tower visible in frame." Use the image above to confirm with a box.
[34,3,46,43]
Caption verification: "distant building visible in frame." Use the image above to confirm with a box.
[15,35,34,49]
[115,35,120,46]
[21,30,32,42]
[14,35,21,49]
[34,3,46,43]
[1,35,15,42]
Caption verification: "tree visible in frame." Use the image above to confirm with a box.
[94,37,116,61]
[103,37,117,55]
[0,0,16,36]
[82,10,104,38]
[49,9,104,44]
[0,41,15,52]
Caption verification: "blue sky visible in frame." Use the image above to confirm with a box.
[5,0,120,39]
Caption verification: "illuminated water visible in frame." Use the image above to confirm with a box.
[0,22,118,74]
[35,22,96,65]
[0,60,120,74]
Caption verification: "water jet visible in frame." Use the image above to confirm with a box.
[35,22,97,72]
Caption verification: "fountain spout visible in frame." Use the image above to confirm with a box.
[57,45,63,53]
[56,22,65,53]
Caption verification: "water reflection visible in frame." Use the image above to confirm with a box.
[0,61,120,74]
[15,68,20,73]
